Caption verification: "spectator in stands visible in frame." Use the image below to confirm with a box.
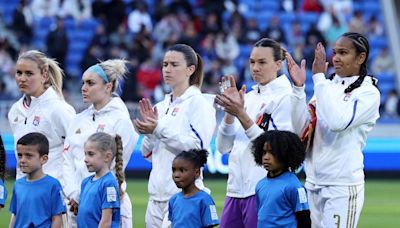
[104,0,126,34]
[127,1,153,34]
[263,16,287,45]
[348,11,365,34]
[371,47,395,75]
[46,17,69,70]
[384,89,399,117]
[240,18,262,45]
[202,12,223,35]
[325,15,348,46]
[11,0,33,45]
[302,0,323,13]
[121,57,140,103]
[58,0,92,22]
[136,58,162,99]
[91,0,106,21]
[366,15,384,38]
[110,24,133,51]
[31,0,60,18]
[152,11,182,45]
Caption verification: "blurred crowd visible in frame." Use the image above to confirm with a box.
[0,0,399,117]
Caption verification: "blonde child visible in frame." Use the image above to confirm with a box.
[76,132,124,228]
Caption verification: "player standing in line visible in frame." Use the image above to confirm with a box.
[63,59,138,227]
[214,38,293,228]
[252,130,310,227]
[286,32,380,227]
[168,149,219,228]
[134,44,216,228]
[77,132,123,228]
[8,50,76,181]
[9,132,66,228]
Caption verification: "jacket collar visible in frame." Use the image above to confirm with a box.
[251,74,291,94]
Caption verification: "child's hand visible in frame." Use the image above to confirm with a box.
[68,199,79,215]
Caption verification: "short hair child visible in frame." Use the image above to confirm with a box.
[168,149,219,228]
[0,135,8,210]
[77,132,123,228]
[9,132,66,228]
[252,130,311,227]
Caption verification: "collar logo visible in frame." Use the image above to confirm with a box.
[172,107,179,116]
[33,116,40,126]
[344,93,352,101]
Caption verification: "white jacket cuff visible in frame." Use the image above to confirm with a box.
[292,85,306,98]
[245,123,262,141]
[219,121,237,135]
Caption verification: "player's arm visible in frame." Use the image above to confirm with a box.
[50,214,62,228]
[98,208,113,228]
[295,210,311,228]
[9,214,16,228]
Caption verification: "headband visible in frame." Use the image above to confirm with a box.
[87,64,109,83]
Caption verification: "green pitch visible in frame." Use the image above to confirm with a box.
[1,179,399,227]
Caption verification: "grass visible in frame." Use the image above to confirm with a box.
[1,179,400,227]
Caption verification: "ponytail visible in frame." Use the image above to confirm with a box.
[114,134,125,198]
[190,53,204,88]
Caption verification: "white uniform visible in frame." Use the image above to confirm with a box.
[217,75,293,198]
[63,96,139,228]
[141,86,216,228]
[291,73,380,228]
[8,87,75,181]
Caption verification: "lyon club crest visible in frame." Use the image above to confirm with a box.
[33,116,40,126]
[96,124,105,132]
[171,107,179,116]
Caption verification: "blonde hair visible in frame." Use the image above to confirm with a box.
[97,59,128,93]
[86,132,125,197]
[17,50,65,99]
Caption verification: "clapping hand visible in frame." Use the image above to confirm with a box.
[215,75,246,117]
[285,52,306,87]
[133,98,158,134]
[312,42,328,75]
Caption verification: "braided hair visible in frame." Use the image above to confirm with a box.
[330,32,377,93]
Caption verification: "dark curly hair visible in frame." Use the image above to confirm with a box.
[251,130,305,172]
[174,149,208,169]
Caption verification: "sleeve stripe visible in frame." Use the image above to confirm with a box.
[190,124,204,149]
[344,100,358,130]
[270,117,278,130]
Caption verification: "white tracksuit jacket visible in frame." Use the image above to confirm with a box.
[141,86,216,202]
[63,96,139,201]
[291,73,380,186]
[8,87,76,180]
[217,75,293,198]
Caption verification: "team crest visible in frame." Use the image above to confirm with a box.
[344,93,352,101]
[96,124,105,132]
[75,128,81,134]
[33,116,40,126]
[171,107,179,116]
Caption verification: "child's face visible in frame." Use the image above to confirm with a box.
[172,158,199,190]
[17,144,47,175]
[84,141,110,173]
[262,143,285,177]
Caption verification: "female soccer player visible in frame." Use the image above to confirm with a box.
[286,32,380,227]
[214,38,293,227]
[63,59,138,227]
[134,44,216,227]
[8,50,75,181]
